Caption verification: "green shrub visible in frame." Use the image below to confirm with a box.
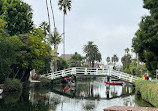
[4,78,22,92]
[135,80,158,107]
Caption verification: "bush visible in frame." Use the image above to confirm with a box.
[135,80,158,107]
[3,78,22,92]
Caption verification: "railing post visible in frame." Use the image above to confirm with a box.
[71,67,76,75]
[96,68,98,75]
[130,76,133,83]
[51,72,55,80]
[85,68,87,75]
[62,70,66,77]
[102,68,104,73]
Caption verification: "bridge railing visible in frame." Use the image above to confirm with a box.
[41,67,142,83]
[111,70,143,83]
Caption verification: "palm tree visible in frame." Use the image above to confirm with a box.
[58,0,72,59]
[50,0,56,28]
[83,41,102,67]
[39,21,50,36]
[50,28,62,71]
[125,48,130,55]
[46,0,51,39]
[106,57,110,64]
[112,54,119,67]
[50,28,62,49]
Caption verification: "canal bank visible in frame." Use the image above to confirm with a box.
[135,80,158,107]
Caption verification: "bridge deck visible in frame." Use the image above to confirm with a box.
[40,67,143,84]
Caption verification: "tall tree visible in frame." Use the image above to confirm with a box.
[50,0,56,28]
[132,0,158,76]
[39,21,50,36]
[0,0,33,35]
[121,54,132,70]
[83,41,102,67]
[58,0,72,59]
[112,54,119,66]
[46,0,51,40]
[125,48,130,55]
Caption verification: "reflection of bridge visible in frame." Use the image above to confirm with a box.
[41,67,143,83]
[50,87,134,100]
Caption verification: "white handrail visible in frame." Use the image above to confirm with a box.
[40,67,141,83]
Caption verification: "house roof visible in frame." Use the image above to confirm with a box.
[60,54,73,60]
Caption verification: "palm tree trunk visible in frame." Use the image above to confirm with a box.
[46,0,51,42]
[63,13,65,59]
[50,0,56,28]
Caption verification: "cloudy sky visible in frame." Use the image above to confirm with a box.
[24,0,149,64]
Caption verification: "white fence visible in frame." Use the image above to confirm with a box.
[41,67,142,83]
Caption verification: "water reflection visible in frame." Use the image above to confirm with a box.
[0,77,153,111]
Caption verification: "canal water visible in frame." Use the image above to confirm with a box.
[0,77,153,111]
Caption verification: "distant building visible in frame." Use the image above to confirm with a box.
[60,54,73,60]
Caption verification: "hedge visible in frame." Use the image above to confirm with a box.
[135,80,158,107]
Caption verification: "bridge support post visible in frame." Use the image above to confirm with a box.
[107,76,110,83]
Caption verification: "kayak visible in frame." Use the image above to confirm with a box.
[105,82,123,85]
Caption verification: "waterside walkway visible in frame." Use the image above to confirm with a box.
[104,106,158,111]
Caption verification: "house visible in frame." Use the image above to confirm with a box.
[60,54,73,60]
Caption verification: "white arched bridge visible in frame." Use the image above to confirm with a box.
[40,67,142,84]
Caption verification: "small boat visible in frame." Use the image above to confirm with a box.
[0,89,3,94]
[105,82,123,85]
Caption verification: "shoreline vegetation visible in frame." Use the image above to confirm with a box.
[135,80,158,107]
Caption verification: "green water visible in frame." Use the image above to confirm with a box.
[0,77,153,111]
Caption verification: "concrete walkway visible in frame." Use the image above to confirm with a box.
[104,106,158,111]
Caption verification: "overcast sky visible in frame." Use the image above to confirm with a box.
[23,0,149,64]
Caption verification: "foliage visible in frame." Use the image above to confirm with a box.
[39,21,50,36]
[57,57,68,70]
[111,54,119,65]
[124,48,130,54]
[121,54,132,70]
[0,19,8,37]
[129,61,147,77]
[12,29,52,80]
[0,36,22,83]
[58,0,71,15]
[132,0,158,76]
[135,80,158,107]
[3,78,22,91]
[0,0,33,36]
[50,28,62,47]
[124,68,130,74]
[68,53,84,67]
[83,41,102,67]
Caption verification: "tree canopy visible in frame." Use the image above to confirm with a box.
[83,41,102,67]
[132,0,158,76]
[0,0,33,36]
